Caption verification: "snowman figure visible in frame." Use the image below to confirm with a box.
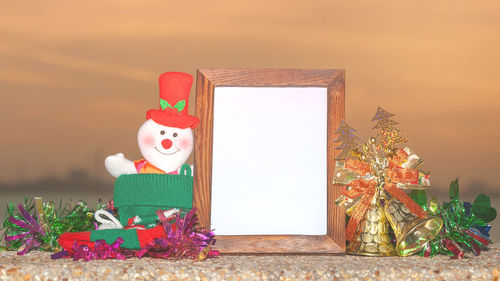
[105,72,199,177]
[58,72,199,251]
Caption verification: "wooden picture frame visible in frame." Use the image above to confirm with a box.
[194,69,345,254]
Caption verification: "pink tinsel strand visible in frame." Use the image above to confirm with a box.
[52,208,218,261]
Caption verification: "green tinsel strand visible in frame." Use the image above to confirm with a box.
[1,197,107,252]
[417,181,495,258]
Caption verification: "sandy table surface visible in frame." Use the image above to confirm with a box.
[0,247,499,280]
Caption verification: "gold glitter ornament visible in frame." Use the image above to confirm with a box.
[371,107,408,151]
[349,148,363,161]
[363,144,369,153]
[333,121,363,160]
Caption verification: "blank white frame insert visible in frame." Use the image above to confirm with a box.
[211,87,328,235]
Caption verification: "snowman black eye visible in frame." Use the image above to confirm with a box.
[173,133,178,137]
[160,130,165,135]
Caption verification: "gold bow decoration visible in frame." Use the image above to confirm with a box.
[333,107,431,243]
[334,147,430,242]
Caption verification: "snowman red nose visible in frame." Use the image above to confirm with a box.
[161,139,173,149]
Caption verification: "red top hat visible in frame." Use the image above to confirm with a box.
[146,72,199,129]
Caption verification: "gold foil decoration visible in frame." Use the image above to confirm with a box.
[428,196,438,214]
[333,161,361,185]
[34,197,48,235]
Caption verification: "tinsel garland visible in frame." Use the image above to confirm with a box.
[1,198,219,261]
[50,208,218,261]
[1,198,103,253]
[412,179,496,258]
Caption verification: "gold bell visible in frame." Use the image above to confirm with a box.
[384,196,443,256]
[347,203,395,256]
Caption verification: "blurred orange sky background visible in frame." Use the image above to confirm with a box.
[1,0,500,196]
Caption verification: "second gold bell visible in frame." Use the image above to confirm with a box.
[385,196,443,256]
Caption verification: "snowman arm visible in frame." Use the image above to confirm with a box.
[104,153,137,178]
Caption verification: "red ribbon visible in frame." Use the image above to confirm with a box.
[343,179,376,241]
[442,238,464,259]
[342,156,427,242]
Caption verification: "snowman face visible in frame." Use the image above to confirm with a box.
[137,119,193,173]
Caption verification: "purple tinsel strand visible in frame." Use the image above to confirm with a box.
[18,204,45,236]
[4,232,30,241]
[7,216,31,230]
[51,250,70,259]
[4,204,46,255]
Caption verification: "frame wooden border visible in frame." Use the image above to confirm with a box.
[194,69,345,254]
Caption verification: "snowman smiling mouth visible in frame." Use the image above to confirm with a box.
[154,146,179,155]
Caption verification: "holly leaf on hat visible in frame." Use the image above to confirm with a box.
[160,99,172,110]
[174,100,186,112]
